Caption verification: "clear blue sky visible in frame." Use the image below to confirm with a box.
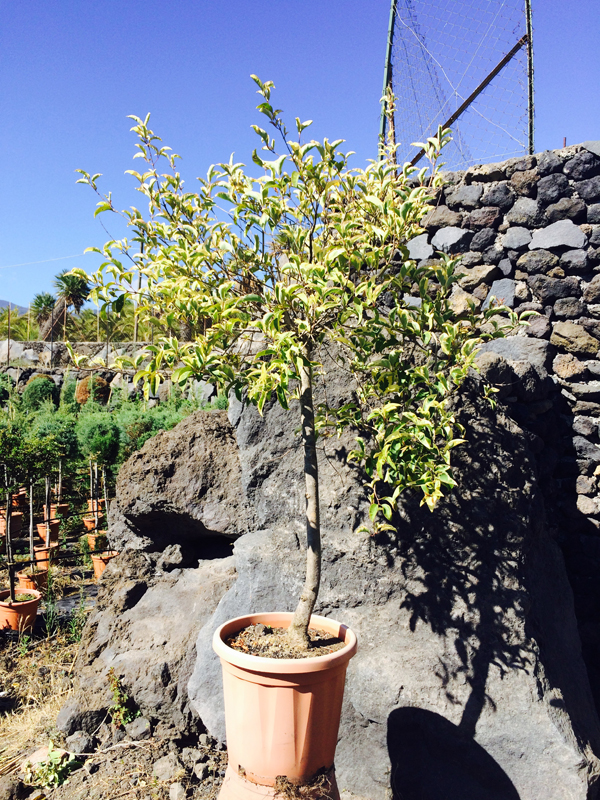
[0,0,598,308]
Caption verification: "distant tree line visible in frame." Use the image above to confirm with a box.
[0,268,192,343]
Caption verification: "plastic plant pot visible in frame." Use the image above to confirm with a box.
[91,550,119,580]
[0,589,41,632]
[213,612,357,800]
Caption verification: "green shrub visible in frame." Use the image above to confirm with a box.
[22,375,59,411]
[31,413,78,461]
[76,412,120,465]
[60,379,77,411]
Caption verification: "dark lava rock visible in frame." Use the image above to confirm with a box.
[481,182,515,211]
[561,249,589,273]
[465,206,502,229]
[588,204,600,225]
[546,197,587,224]
[537,174,570,205]
[445,184,483,209]
[65,730,94,755]
[527,275,579,304]
[564,151,600,181]
[470,228,497,252]
[576,176,600,203]
[422,205,462,230]
[554,297,586,319]
[537,151,563,176]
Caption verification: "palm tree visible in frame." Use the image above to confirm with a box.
[54,270,90,338]
[31,292,56,325]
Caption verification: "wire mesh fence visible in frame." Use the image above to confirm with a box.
[388,0,532,171]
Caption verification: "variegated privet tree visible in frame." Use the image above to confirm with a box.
[74,77,512,647]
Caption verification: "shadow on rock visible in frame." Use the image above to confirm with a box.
[387,707,521,800]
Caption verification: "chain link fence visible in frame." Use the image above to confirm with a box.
[388,0,533,171]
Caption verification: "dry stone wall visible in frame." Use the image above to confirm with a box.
[412,141,600,712]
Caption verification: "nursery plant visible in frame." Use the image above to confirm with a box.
[75,77,516,648]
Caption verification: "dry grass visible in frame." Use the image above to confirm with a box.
[0,690,67,775]
[0,621,84,776]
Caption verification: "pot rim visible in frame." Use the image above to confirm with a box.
[91,550,119,560]
[213,611,357,674]
[0,588,42,606]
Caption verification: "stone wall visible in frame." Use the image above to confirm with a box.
[408,141,600,716]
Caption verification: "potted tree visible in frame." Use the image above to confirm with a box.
[76,80,517,797]
[75,412,119,562]
[0,423,42,631]
[33,412,78,526]
[17,433,62,594]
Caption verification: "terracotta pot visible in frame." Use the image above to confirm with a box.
[0,512,23,537]
[34,543,59,570]
[0,589,41,632]
[87,531,108,552]
[16,568,48,594]
[213,612,357,800]
[82,515,103,532]
[43,503,70,520]
[11,489,27,508]
[87,499,105,513]
[36,520,60,544]
[91,550,119,580]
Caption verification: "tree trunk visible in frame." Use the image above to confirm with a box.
[102,466,109,526]
[6,490,15,603]
[287,348,321,647]
[45,477,51,548]
[29,479,34,569]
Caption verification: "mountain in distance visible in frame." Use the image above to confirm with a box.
[0,298,28,315]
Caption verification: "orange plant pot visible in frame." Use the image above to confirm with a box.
[87,499,105,513]
[0,512,23,537]
[0,589,41,632]
[91,550,119,580]
[213,612,357,800]
[43,503,70,520]
[34,543,59,570]
[82,515,103,532]
[11,488,27,508]
[36,520,60,544]
[16,568,48,594]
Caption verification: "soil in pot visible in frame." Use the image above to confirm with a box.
[226,624,346,659]
[0,589,41,632]
[91,550,119,580]
[17,568,48,594]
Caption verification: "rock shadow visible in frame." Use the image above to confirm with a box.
[387,707,521,800]
[377,389,536,737]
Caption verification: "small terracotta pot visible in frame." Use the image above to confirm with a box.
[82,515,104,532]
[0,589,41,632]
[91,550,119,580]
[34,543,59,570]
[87,499,105,513]
[16,568,48,594]
[0,512,23,537]
[43,503,70,520]
[213,612,357,800]
[87,531,108,552]
[36,520,60,544]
